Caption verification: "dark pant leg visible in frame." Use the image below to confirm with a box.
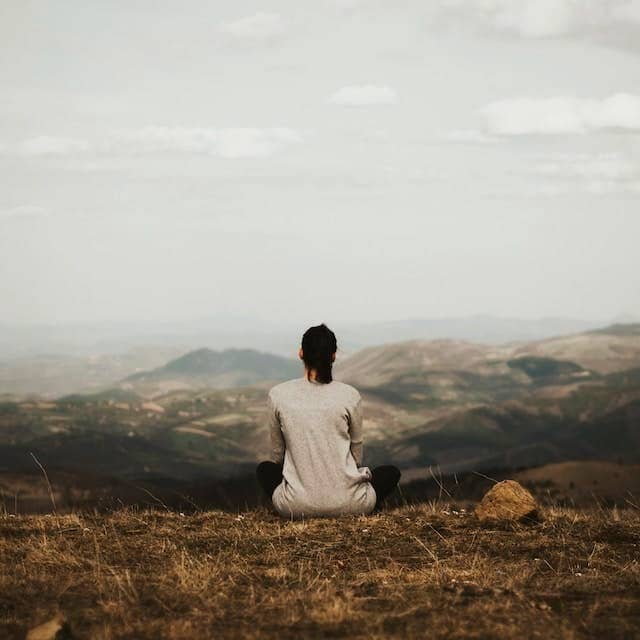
[256,461,283,499]
[370,465,401,509]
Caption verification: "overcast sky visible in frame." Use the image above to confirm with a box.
[1,0,640,328]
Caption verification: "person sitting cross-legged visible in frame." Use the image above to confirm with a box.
[256,323,401,520]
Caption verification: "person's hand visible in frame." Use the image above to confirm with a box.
[358,466,372,481]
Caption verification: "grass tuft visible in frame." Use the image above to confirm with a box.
[1,503,639,639]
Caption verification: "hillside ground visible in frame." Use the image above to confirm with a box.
[1,503,639,639]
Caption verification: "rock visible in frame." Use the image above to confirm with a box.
[475,480,538,523]
[26,615,72,640]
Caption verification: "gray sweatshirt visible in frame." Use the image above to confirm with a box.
[267,376,376,519]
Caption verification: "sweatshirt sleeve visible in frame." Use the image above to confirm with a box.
[268,391,285,465]
[347,393,364,467]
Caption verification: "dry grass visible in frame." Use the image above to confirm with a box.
[1,503,639,639]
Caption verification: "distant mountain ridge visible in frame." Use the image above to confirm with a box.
[0,346,184,399]
[511,323,640,374]
[337,315,604,352]
[123,347,300,393]
[1,317,628,398]
[335,323,640,388]
[0,314,607,362]
[588,323,640,337]
[2,322,640,510]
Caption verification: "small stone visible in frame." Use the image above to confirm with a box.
[26,615,72,640]
[475,479,538,523]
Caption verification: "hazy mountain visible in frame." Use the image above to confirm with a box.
[511,323,640,374]
[2,322,640,512]
[0,314,284,359]
[335,324,640,393]
[0,316,619,398]
[335,339,505,387]
[332,324,640,474]
[122,347,300,395]
[0,346,184,399]
[0,315,605,361]
[2,359,638,494]
[337,315,603,352]
[333,338,591,413]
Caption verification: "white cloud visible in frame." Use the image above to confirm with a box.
[219,12,285,42]
[4,127,304,159]
[108,127,303,158]
[433,0,634,39]
[480,93,640,135]
[211,128,302,158]
[328,85,398,106]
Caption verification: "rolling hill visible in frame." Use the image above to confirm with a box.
[333,323,640,414]
[364,365,640,478]
[335,323,640,384]
[0,346,184,398]
[2,323,640,512]
[513,460,640,503]
[331,324,640,477]
[121,347,300,396]
[511,323,640,374]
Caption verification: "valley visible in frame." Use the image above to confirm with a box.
[1,323,640,513]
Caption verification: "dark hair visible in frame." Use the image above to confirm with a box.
[301,323,337,384]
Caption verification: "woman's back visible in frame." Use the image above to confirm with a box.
[267,376,376,519]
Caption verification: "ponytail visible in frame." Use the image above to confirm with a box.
[301,323,337,384]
